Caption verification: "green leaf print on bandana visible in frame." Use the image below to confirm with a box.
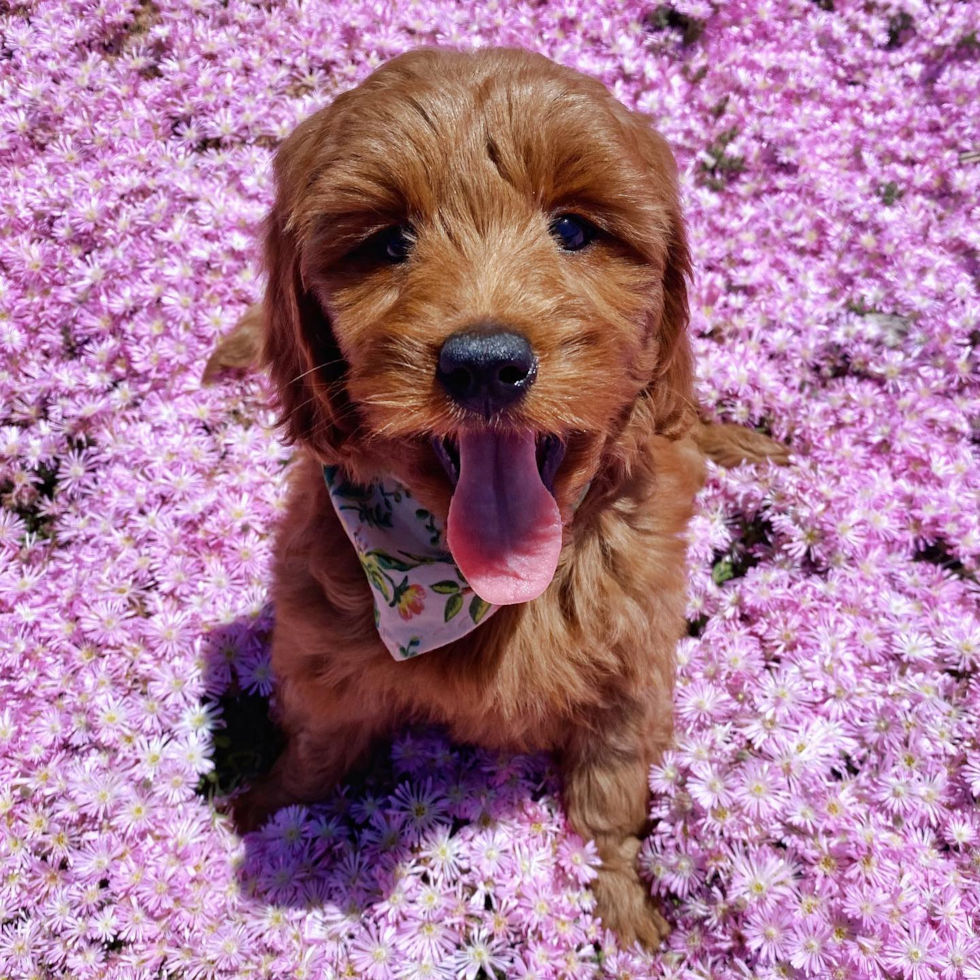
[323,466,501,659]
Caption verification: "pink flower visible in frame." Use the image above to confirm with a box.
[728,848,797,909]
[744,907,794,965]
[453,928,510,980]
[350,922,399,980]
[397,583,426,620]
[885,924,942,980]
[789,920,834,976]
[1,1,979,976]
[557,836,600,884]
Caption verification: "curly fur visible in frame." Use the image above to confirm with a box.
[215,47,786,947]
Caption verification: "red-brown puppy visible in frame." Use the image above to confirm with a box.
[216,46,784,947]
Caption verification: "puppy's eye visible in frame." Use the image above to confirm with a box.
[550,214,594,252]
[378,224,414,263]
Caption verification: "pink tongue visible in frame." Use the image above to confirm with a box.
[447,430,562,605]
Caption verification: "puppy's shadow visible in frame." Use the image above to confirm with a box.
[198,609,553,917]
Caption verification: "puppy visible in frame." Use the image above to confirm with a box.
[213,47,786,947]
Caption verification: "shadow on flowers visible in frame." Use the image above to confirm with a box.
[196,610,562,922]
[195,609,409,912]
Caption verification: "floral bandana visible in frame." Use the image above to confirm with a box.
[323,466,498,660]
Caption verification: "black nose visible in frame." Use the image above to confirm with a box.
[437,327,537,417]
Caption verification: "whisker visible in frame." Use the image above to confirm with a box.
[277,393,317,421]
[286,359,346,385]
[656,384,701,418]
[358,395,428,410]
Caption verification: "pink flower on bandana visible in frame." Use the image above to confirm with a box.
[396,584,426,621]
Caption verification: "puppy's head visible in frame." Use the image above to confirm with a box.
[264,47,692,604]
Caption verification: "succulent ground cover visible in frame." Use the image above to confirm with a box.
[1,0,979,976]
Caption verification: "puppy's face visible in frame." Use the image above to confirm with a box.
[265,48,692,604]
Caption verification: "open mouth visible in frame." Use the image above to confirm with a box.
[431,429,566,607]
[431,432,566,495]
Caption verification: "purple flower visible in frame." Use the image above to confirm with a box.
[350,922,399,980]
[1,0,979,976]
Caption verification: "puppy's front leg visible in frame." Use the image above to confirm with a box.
[562,695,670,949]
[232,688,383,833]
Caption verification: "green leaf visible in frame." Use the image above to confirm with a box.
[398,551,449,565]
[878,180,903,207]
[333,484,372,501]
[365,566,391,600]
[398,637,421,658]
[390,575,410,606]
[368,551,415,572]
[432,581,461,594]
[712,558,735,586]
[470,596,491,624]
[445,593,464,622]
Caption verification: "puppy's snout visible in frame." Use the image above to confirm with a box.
[437,326,537,417]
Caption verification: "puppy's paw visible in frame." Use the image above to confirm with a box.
[593,866,670,951]
[229,774,289,835]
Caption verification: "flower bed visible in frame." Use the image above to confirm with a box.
[1,1,978,977]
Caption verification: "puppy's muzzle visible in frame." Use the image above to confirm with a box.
[436,325,537,418]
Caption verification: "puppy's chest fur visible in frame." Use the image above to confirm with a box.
[272,435,702,753]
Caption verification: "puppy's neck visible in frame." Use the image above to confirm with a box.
[322,463,594,661]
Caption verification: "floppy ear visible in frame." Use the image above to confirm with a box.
[611,113,695,468]
[261,114,353,460]
[633,114,694,438]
